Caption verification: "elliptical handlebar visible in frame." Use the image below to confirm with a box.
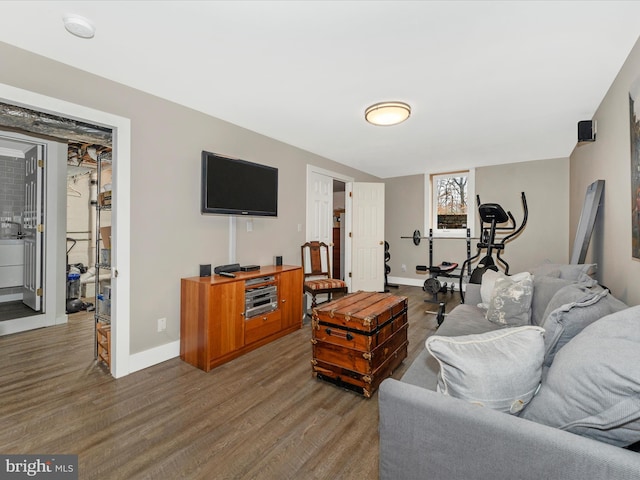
[501,192,528,244]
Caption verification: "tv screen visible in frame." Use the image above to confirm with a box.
[201,151,278,216]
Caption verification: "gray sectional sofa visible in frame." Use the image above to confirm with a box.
[379,265,640,480]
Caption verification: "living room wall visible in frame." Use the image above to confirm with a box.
[385,157,569,286]
[0,42,379,358]
[570,36,640,306]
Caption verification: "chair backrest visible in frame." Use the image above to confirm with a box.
[301,241,332,279]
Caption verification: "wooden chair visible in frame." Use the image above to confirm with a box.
[301,241,347,315]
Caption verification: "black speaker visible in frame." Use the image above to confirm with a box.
[199,264,211,277]
[578,120,596,142]
[274,255,282,266]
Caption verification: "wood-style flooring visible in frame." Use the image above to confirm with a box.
[0,285,460,479]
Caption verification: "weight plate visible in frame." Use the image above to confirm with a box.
[413,229,421,246]
[423,277,441,294]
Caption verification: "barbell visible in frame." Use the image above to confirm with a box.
[401,229,479,246]
[400,229,426,246]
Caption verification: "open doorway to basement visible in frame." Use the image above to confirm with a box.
[0,85,131,378]
[0,127,112,354]
[332,179,346,281]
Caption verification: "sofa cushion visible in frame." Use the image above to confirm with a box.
[522,306,640,447]
[425,326,545,414]
[485,273,533,327]
[540,284,627,367]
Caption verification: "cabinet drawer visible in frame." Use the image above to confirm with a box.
[245,310,282,345]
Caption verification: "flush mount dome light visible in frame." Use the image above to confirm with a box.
[63,14,95,39]
[365,101,411,126]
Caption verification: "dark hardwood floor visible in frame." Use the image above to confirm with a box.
[0,285,461,479]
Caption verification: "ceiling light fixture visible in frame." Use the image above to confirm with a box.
[63,14,96,39]
[365,101,411,126]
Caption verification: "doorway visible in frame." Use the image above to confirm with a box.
[306,165,353,284]
[332,179,346,281]
[0,139,35,321]
[0,82,131,378]
[306,165,386,294]
[0,132,64,335]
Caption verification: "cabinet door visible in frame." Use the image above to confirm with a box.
[280,268,303,329]
[209,281,245,359]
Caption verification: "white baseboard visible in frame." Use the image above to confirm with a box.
[129,340,180,374]
[387,276,424,287]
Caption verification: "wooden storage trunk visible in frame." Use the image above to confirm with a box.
[311,291,408,397]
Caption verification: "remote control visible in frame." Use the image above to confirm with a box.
[218,271,236,278]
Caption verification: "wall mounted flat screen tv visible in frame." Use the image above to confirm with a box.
[201,151,278,216]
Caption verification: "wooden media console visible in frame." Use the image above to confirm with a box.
[180,265,303,371]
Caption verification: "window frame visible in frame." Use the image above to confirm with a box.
[427,169,476,239]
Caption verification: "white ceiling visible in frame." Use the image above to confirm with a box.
[1,1,640,178]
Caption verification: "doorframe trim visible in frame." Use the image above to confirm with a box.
[0,82,132,378]
[305,164,353,239]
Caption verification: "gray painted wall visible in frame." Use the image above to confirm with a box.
[0,41,378,355]
[384,157,569,285]
[570,36,640,305]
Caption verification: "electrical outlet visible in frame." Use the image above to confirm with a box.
[401,264,407,272]
[157,317,166,332]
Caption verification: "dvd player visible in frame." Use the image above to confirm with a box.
[245,284,278,318]
[241,265,260,272]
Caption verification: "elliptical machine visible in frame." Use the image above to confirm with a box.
[459,192,528,301]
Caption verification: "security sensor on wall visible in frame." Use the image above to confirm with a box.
[578,120,596,142]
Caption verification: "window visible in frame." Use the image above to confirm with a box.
[430,170,475,237]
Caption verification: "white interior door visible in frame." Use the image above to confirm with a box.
[348,182,385,292]
[23,145,43,311]
[306,170,333,246]
[305,170,335,304]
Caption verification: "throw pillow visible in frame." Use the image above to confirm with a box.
[539,284,627,367]
[479,269,501,309]
[521,306,640,447]
[485,273,533,326]
[426,325,545,415]
[479,270,530,309]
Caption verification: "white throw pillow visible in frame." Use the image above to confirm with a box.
[478,269,504,309]
[478,270,531,310]
[485,273,534,326]
[426,326,545,415]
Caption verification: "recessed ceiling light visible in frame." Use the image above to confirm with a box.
[63,14,95,39]
[365,101,411,126]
